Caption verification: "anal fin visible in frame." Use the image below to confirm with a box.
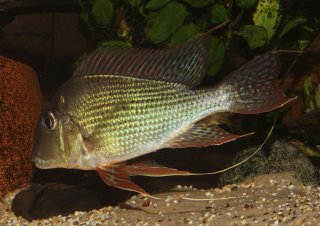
[166,121,252,148]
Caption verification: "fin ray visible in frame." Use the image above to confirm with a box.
[96,161,191,194]
[73,34,211,87]
[166,120,252,148]
[221,51,295,114]
[97,164,147,194]
[126,160,190,177]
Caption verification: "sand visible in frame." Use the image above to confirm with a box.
[1,172,320,225]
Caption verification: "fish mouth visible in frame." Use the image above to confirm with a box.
[32,156,67,169]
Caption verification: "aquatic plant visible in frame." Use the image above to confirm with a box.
[79,0,319,77]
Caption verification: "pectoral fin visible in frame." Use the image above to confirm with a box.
[166,121,252,148]
[97,164,147,194]
[97,161,192,194]
[125,160,190,177]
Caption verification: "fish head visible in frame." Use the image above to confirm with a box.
[32,94,84,169]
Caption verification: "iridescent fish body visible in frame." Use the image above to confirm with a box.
[32,33,293,194]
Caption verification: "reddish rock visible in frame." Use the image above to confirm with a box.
[0,56,43,198]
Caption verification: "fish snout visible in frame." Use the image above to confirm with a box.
[31,149,43,165]
[31,147,49,168]
[31,142,67,169]
[31,149,66,169]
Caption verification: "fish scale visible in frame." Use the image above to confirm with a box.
[66,75,213,159]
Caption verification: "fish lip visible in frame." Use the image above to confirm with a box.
[32,156,67,169]
[32,157,50,169]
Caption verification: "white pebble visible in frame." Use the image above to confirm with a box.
[288,185,295,190]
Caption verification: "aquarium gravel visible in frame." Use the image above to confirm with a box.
[1,172,320,225]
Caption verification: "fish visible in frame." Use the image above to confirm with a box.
[32,32,294,194]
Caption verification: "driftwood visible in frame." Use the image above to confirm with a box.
[0,0,79,13]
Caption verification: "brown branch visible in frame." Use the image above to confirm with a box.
[0,0,79,13]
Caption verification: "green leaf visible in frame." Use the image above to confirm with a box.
[304,75,313,97]
[146,2,187,44]
[97,40,131,49]
[236,25,268,49]
[316,85,320,109]
[211,4,230,25]
[235,0,257,9]
[80,12,89,24]
[297,25,314,51]
[79,0,91,11]
[168,24,199,46]
[128,0,141,7]
[145,11,159,25]
[304,75,317,111]
[278,16,308,39]
[80,12,95,31]
[207,36,225,77]
[253,0,282,40]
[183,0,208,8]
[295,143,320,158]
[92,0,114,28]
[145,0,172,10]
[79,0,92,28]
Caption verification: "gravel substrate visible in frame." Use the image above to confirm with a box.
[1,172,320,225]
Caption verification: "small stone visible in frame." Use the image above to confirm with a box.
[288,185,295,190]
[241,219,246,224]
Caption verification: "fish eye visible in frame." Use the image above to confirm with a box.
[42,111,57,130]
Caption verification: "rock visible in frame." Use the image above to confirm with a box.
[218,139,320,186]
[0,56,43,198]
[12,169,133,220]
[11,183,102,221]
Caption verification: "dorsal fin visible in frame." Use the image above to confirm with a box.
[73,33,211,87]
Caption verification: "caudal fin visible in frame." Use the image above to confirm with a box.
[220,51,295,114]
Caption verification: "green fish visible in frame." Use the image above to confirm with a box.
[32,33,294,194]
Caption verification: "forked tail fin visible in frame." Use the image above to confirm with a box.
[219,51,295,114]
